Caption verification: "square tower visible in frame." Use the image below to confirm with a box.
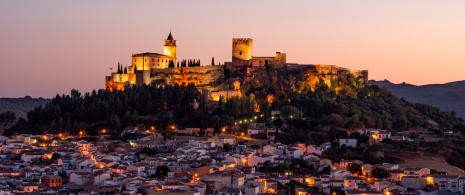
[232,38,253,61]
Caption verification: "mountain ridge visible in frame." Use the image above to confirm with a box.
[370,80,465,119]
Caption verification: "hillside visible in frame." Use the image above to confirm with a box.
[0,97,50,120]
[370,80,465,119]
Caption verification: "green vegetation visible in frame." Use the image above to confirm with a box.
[5,66,465,171]
[155,165,170,178]
[0,111,16,124]
[5,83,202,137]
[370,167,391,179]
[223,143,232,152]
[347,163,362,176]
[136,147,171,156]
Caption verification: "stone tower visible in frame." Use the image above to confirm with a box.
[232,38,253,61]
[164,32,177,66]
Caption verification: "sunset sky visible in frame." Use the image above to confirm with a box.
[1,0,465,98]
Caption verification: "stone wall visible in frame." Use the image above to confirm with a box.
[151,65,224,87]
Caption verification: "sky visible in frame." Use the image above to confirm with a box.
[1,0,465,98]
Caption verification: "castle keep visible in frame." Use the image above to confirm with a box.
[105,32,369,99]
[230,38,286,67]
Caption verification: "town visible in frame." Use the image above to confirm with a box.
[0,124,461,195]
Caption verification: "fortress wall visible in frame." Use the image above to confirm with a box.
[110,73,136,83]
[151,65,224,86]
[151,65,223,75]
[135,70,151,86]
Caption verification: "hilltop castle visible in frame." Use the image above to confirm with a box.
[105,32,178,91]
[105,32,369,99]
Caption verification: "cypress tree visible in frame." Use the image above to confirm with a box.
[212,57,215,65]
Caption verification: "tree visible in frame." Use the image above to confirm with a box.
[371,167,391,179]
[347,163,362,176]
[169,60,175,68]
[224,65,231,78]
[223,143,232,152]
[211,57,215,65]
[156,165,170,178]
[273,118,284,143]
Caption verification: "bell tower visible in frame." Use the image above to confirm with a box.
[164,31,177,66]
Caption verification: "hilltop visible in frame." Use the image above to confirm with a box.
[371,80,465,119]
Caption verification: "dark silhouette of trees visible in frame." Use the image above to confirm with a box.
[371,167,391,179]
[156,165,170,178]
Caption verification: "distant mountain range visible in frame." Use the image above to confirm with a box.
[370,80,465,119]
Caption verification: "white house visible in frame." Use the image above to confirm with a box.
[339,139,357,148]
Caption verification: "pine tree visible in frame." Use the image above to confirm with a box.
[177,61,179,67]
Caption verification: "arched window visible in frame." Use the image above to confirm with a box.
[240,51,242,55]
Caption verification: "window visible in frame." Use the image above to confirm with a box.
[158,59,160,62]
[240,51,242,55]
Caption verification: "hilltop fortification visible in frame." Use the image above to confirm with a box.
[105,33,368,100]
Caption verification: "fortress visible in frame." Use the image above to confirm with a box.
[105,32,369,100]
